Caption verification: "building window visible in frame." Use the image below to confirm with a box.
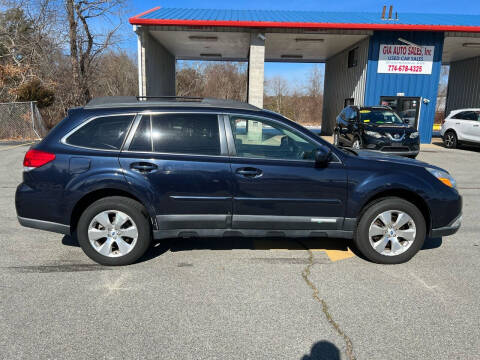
[348,47,358,68]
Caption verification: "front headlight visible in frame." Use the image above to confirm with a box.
[410,132,419,139]
[365,131,382,138]
[426,168,457,189]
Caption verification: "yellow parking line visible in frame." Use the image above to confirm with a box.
[322,248,355,262]
[0,141,36,152]
[253,238,355,262]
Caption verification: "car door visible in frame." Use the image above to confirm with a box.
[472,111,480,142]
[344,107,357,146]
[119,111,233,231]
[337,108,349,145]
[225,114,348,232]
[452,111,475,141]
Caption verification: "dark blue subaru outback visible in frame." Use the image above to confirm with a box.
[16,97,462,265]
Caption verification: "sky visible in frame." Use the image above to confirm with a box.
[121,0,480,88]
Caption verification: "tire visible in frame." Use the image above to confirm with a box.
[443,130,457,149]
[352,136,362,150]
[77,196,151,266]
[353,197,426,264]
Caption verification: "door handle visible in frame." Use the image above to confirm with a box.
[236,167,262,178]
[130,162,158,173]
[473,125,479,127]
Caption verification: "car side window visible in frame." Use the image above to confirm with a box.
[344,107,352,120]
[129,115,152,152]
[66,115,134,150]
[350,108,358,121]
[129,113,220,155]
[229,116,317,161]
[453,111,476,120]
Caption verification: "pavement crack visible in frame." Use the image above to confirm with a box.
[300,243,356,360]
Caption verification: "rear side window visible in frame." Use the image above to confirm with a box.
[128,113,220,155]
[129,116,151,152]
[66,115,134,150]
[452,111,479,121]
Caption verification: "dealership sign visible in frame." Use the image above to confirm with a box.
[377,44,434,75]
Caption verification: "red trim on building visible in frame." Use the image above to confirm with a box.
[129,17,480,33]
[131,6,162,20]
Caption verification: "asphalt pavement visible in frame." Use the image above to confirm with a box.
[0,141,479,360]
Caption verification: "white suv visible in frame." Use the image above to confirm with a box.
[441,109,480,148]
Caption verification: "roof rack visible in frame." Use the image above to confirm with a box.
[136,96,203,102]
[84,96,260,111]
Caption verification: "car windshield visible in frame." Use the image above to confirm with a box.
[360,109,405,125]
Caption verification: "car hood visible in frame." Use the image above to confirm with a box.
[353,149,444,171]
[365,124,413,132]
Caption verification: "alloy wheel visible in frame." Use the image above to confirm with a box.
[368,210,416,256]
[444,133,456,148]
[88,210,138,257]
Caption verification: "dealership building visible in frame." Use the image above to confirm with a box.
[130,6,480,143]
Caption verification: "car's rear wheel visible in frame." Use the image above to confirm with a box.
[77,196,151,266]
[354,197,426,264]
[443,131,457,148]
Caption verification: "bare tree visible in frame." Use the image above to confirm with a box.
[64,0,127,105]
[267,76,289,113]
[92,51,137,97]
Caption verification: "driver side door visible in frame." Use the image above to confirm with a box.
[226,114,348,231]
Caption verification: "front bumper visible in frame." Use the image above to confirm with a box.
[362,134,420,156]
[369,149,419,157]
[430,213,462,238]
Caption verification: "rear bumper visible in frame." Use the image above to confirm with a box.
[430,213,462,238]
[17,216,70,235]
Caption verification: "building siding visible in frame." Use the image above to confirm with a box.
[322,37,369,135]
[142,31,176,96]
[446,56,480,115]
[364,31,444,143]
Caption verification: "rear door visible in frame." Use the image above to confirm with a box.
[337,108,349,145]
[471,111,480,142]
[119,112,233,231]
[344,107,357,146]
[452,111,477,141]
[225,114,347,232]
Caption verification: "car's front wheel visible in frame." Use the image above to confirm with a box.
[77,196,151,266]
[443,130,458,149]
[354,197,426,264]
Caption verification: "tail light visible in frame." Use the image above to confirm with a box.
[23,149,56,171]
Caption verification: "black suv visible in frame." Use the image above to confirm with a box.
[16,97,461,266]
[334,106,420,158]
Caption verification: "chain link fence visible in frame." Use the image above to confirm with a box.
[0,101,47,141]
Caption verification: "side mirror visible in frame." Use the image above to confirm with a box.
[403,118,410,124]
[314,146,332,167]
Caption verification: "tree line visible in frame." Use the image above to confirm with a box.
[177,61,323,126]
[0,0,136,128]
[1,0,324,130]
